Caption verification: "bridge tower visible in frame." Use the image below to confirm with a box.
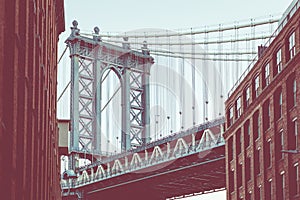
[66,21,154,169]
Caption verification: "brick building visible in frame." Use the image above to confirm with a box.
[0,0,64,199]
[224,1,300,200]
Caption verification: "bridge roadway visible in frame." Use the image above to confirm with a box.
[61,118,226,200]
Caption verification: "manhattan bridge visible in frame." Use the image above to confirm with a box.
[57,14,282,199]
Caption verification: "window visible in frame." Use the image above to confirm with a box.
[245,156,251,182]
[228,107,234,127]
[255,149,261,176]
[276,48,282,73]
[280,130,284,160]
[290,163,299,197]
[236,129,242,155]
[244,86,250,109]
[263,100,270,131]
[244,120,250,147]
[236,97,242,118]
[265,180,272,200]
[256,186,262,200]
[237,163,243,188]
[274,89,282,120]
[294,120,298,149]
[229,169,235,193]
[265,140,272,168]
[264,63,270,87]
[289,32,296,59]
[279,92,282,118]
[253,111,260,140]
[276,129,284,161]
[278,173,285,200]
[259,186,263,200]
[254,76,260,98]
[228,137,233,161]
[290,119,298,150]
[246,192,252,200]
[287,76,296,109]
[293,79,297,106]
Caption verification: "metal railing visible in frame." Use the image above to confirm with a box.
[61,126,225,189]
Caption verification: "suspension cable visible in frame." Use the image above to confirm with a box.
[150,52,255,62]
[89,18,280,38]
[101,86,121,112]
[57,81,71,102]
[58,46,68,64]
[103,34,274,46]
[57,45,69,103]
[144,49,257,56]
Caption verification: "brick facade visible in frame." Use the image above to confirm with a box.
[0,0,64,199]
[224,2,300,200]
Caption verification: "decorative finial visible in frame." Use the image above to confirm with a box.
[142,41,148,48]
[70,20,80,36]
[122,37,130,49]
[123,37,129,41]
[141,40,150,55]
[94,26,100,35]
[93,26,102,42]
[72,20,78,28]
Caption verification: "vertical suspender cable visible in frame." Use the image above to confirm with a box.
[191,28,196,125]
[204,26,208,121]
[105,70,109,153]
[155,34,159,141]
[251,19,256,55]
[218,24,224,116]
[179,33,184,130]
[167,30,171,136]
[235,22,239,82]
[269,15,274,34]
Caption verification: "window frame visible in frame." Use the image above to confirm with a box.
[236,97,242,118]
[276,48,282,73]
[292,118,298,150]
[279,92,282,118]
[244,86,250,108]
[229,106,234,126]
[254,75,260,98]
[293,79,297,106]
[264,63,270,87]
[289,32,296,60]
[280,129,285,160]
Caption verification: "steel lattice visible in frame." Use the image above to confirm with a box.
[66,23,153,165]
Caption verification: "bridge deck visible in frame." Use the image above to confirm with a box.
[85,146,225,200]
[62,118,225,199]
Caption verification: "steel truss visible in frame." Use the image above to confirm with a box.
[66,21,154,168]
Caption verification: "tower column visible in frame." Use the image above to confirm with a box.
[122,67,131,151]
[142,63,151,143]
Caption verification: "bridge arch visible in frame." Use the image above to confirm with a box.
[99,67,123,154]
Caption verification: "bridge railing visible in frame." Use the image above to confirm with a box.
[61,118,225,190]
[76,117,225,172]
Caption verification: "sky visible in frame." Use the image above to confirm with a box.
[58,0,294,199]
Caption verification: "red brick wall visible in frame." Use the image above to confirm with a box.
[224,4,300,200]
[0,0,64,199]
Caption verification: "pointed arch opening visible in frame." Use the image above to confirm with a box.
[100,66,122,154]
